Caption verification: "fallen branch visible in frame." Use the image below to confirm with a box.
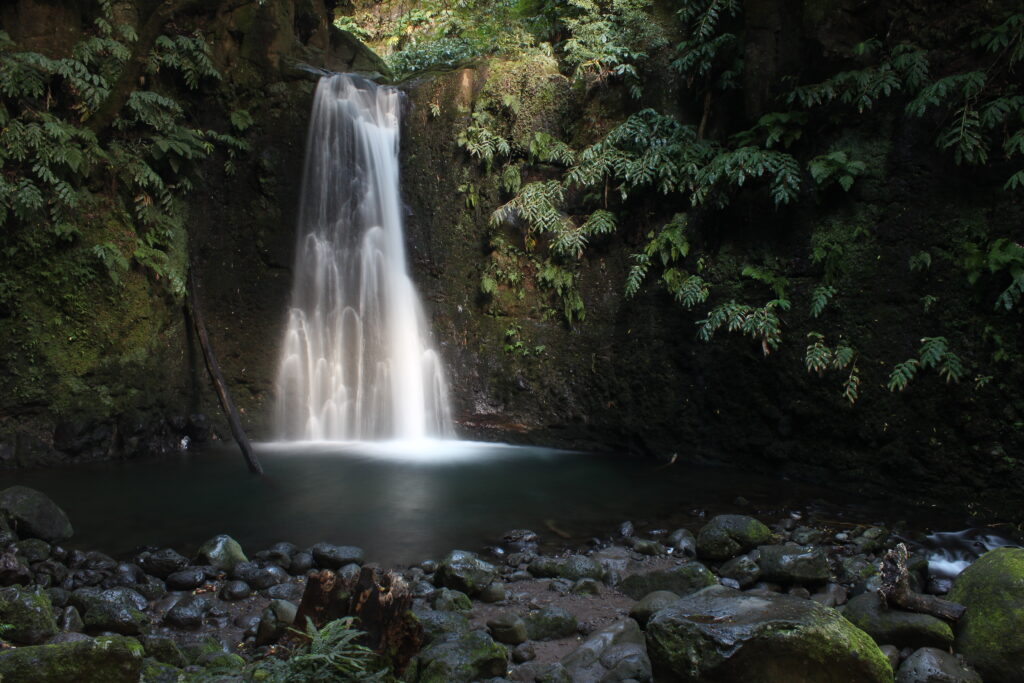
[186,267,262,475]
[877,542,965,621]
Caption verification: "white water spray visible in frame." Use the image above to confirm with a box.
[275,74,453,441]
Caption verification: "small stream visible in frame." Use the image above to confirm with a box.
[0,441,1015,569]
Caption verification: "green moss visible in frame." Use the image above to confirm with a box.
[0,635,144,682]
[947,547,1024,682]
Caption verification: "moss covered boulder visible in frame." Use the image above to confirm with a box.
[195,534,247,572]
[0,486,72,542]
[645,585,892,682]
[947,547,1024,682]
[434,550,497,597]
[0,635,144,682]
[408,628,508,682]
[0,585,58,644]
[696,515,773,561]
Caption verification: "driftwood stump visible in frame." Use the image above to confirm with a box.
[286,565,422,674]
[877,542,966,621]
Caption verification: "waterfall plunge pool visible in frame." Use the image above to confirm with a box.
[1,441,1011,572]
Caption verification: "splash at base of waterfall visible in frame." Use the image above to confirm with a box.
[275,74,453,441]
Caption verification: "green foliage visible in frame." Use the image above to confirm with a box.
[537,260,585,322]
[808,151,866,192]
[503,323,546,356]
[697,297,789,356]
[963,238,1024,310]
[741,264,788,298]
[457,114,512,169]
[562,0,663,96]
[625,214,689,297]
[909,250,932,272]
[254,617,388,682]
[888,336,968,391]
[809,285,836,318]
[672,0,742,91]
[0,12,247,302]
[805,332,860,404]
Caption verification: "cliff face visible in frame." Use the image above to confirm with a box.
[0,0,384,465]
[1,0,1021,518]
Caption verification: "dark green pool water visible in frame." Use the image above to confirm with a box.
[0,440,967,566]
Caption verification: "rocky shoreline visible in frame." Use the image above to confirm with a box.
[0,485,1020,682]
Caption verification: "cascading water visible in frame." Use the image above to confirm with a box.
[274,74,453,441]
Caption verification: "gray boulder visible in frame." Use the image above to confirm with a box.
[528,555,604,581]
[947,547,1024,683]
[619,562,717,600]
[310,543,365,569]
[842,593,953,650]
[719,554,761,588]
[524,605,578,640]
[435,550,497,596]
[487,613,529,645]
[82,591,149,636]
[195,535,247,572]
[408,628,507,682]
[0,586,58,644]
[645,585,892,682]
[559,618,652,682]
[757,545,831,583]
[629,590,679,627]
[696,515,773,561]
[0,487,73,542]
[896,647,982,683]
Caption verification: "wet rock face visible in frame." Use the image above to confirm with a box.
[947,547,1024,683]
[645,585,892,683]
[0,487,73,543]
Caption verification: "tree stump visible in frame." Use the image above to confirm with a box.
[286,565,422,674]
[877,542,966,621]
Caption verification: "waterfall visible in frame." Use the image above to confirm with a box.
[274,74,454,441]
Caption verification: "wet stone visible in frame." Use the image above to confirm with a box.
[629,590,679,628]
[137,549,189,579]
[219,580,252,601]
[524,605,577,641]
[196,535,248,573]
[667,529,697,558]
[487,613,528,645]
[310,543,366,569]
[165,567,206,591]
[479,581,506,603]
[719,554,761,588]
[164,594,211,629]
[288,552,314,575]
[896,647,982,683]
[14,538,51,563]
[757,545,831,584]
[264,581,304,602]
